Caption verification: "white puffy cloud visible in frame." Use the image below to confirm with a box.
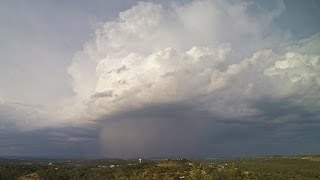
[265,52,320,84]
[67,0,292,119]
[263,51,320,113]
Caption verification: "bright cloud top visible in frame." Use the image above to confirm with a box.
[69,1,319,120]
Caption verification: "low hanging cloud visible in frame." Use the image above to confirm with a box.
[65,1,320,157]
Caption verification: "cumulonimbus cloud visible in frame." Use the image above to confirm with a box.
[1,0,320,158]
[65,1,320,157]
[68,0,319,119]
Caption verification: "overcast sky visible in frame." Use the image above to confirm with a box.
[0,0,320,158]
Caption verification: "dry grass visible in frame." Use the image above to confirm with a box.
[18,173,40,180]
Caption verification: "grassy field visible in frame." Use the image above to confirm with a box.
[204,156,320,179]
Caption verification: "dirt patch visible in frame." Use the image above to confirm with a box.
[18,173,40,180]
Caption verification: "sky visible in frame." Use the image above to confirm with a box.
[0,0,320,158]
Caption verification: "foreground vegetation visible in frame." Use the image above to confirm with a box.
[0,156,320,179]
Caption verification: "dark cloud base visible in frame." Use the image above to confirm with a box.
[97,102,320,158]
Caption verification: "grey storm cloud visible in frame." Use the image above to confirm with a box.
[98,101,320,158]
[0,0,320,157]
